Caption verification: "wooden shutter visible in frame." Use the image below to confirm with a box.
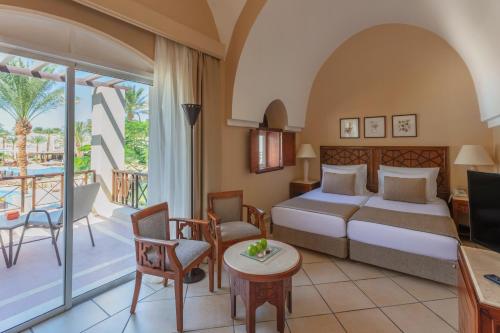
[282,131,296,166]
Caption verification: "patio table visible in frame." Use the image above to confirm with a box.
[0,214,25,268]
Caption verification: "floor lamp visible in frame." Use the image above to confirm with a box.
[181,103,205,283]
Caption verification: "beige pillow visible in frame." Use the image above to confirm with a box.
[322,172,356,196]
[383,176,427,204]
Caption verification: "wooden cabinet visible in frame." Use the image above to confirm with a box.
[458,247,500,333]
[289,180,320,198]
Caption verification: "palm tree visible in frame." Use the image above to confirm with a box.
[0,58,64,176]
[75,120,91,157]
[31,135,46,153]
[124,86,147,121]
[43,127,63,152]
[0,125,9,151]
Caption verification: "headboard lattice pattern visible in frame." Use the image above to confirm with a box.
[320,146,450,200]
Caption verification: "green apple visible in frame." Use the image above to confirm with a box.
[247,244,258,256]
[259,239,268,250]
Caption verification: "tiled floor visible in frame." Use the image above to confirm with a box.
[27,247,458,333]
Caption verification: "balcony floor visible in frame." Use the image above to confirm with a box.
[0,213,135,331]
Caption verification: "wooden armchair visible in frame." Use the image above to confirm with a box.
[130,202,214,333]
[207,190,266,288]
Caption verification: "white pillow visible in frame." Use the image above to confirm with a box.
[378,170,437,202]
[322,164,367,195]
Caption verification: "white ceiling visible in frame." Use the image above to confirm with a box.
[230,0,500,129]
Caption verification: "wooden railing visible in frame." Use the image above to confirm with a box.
[111,170,148,209]
[0,170,96,213]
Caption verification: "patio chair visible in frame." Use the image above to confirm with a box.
[130,202,214,333]
[13,182,100,266]
[207,190,266,288]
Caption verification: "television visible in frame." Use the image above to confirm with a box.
[468,170,500,252]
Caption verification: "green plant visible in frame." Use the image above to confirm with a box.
[75,120,91,157]
[125,120,149,170]
[0,58,64,176]
[124,86,147,121]
[74,144,91,171]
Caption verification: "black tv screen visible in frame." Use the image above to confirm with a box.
[468,170,500,252]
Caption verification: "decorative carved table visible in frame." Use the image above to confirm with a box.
[224,240,302,333]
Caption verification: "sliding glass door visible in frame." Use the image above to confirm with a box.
[0,52,70,332]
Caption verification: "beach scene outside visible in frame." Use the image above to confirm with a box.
[0,52,150,331]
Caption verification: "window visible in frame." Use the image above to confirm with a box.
[250,129,295,173]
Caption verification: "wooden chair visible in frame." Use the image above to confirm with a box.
[130,202,214,333]
[207,190,266,288]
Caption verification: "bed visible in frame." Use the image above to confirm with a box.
[271,188,370,258]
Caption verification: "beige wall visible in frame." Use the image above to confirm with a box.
[303,24,493,190]
[493,127,500,171]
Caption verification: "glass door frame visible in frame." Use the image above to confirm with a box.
[0,45,149,333]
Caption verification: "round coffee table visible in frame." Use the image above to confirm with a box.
[224,240,302,333]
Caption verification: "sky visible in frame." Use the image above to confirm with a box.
[0,54,149,132]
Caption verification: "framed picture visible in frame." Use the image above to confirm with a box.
[364,116,386,138]
[340,117,360,138]
[392,114,417,137]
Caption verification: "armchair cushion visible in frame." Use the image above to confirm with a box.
[146,239,210,270]
[213,196,242,223]
[220,221,261,242]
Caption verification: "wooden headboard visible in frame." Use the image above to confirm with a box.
[320,146,450,200]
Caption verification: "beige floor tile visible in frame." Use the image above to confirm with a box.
[32,301,108,333]
[424,298,458,330]
[334,259,386,280]
[336,308,401,333]
[287,285,331,318]
[297,247,332,263]
[292,269,312,286]
[183,294,234,331]
[286,314,345,333]
[125,294,233,332]
[124,299,177,333]
[190,326,234,333]
[186,266,229,297]
[234,299,277,325]
[355,278,417,307]
[83,308,131,333]
[235,320,290,333]
[391,275,456,301]
[93,280,155,315]
[382,303,456,333]
[302,262,349,284]
[316,281,375,313]
[140,281,187,302]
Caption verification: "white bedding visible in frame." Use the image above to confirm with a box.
[271,189,370,238]
[347,195,458,261]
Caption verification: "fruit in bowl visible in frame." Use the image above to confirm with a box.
[247,239,270,257]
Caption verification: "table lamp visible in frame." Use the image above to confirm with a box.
[297,144,316,182]
[454,145,494,170]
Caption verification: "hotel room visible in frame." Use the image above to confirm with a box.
[0,1,499,333]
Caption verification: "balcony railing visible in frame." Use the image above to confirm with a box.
[111,170,148,209]
[0,170,96,213]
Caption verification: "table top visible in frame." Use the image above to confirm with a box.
[0,213,25,230]
[224,240,301,280]
[461,246,500,308]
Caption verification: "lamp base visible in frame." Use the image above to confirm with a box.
[183,268,206,284]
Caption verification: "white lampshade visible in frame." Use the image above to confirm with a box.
[454,145,494,166]
[297,144,316,159]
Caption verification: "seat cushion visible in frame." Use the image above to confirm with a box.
[26,210,63,227]
[146,239,210,270]
[220,221,261,242]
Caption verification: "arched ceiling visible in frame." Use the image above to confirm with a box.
[231,0,500,130]
[207,0,246,53]
[0,6,153,82]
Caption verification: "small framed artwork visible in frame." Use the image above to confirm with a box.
[364,116,386,138]
[340,117,360,138]
[392,114,417,137]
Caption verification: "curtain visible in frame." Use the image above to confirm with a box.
[148,36,221,224]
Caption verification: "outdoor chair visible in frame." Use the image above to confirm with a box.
[207,190,266,288]
[130,202,214,333]
[14,182,100,266]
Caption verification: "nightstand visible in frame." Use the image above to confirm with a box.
[452,194,470,235]
[289,179,320,198]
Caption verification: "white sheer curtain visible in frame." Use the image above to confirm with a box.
[148,37,194,219]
